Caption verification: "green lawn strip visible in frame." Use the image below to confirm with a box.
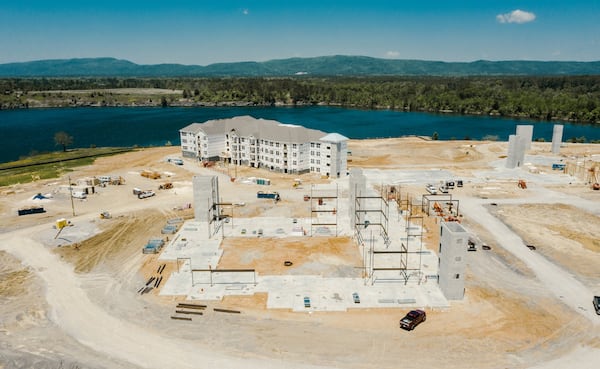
[0,147,134,187]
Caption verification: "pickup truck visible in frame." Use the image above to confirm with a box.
[138,190,155,199]
[425,184,437,195]
[399,309,426,331]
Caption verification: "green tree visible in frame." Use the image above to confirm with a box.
[54,131,73,152]
[432,132,439,140]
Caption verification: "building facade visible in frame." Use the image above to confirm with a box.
[180,116,348,177]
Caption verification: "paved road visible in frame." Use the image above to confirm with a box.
[0,220,327,369]
[460,197,600,324]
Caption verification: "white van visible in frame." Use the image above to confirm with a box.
[72,190,87,199]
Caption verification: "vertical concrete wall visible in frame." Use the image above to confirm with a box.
[506,135,527,168]
[438,221,468,300]
[348,168,366,228]
[552,124,564,154]
[193,175,219,222]
[516,125,534,150]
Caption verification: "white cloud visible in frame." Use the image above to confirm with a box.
[496,9,536,24]
[386,51,400,58]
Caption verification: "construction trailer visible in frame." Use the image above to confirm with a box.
[18,206,45,216]
[257,191,280,200]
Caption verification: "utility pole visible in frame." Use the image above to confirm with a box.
[68,175,75,216]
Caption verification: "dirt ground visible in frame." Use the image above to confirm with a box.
[219,236,361,276]
[1,138,599,369]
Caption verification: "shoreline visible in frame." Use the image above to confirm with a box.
[1,99,596,126]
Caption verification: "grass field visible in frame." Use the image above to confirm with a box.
[0,147,134,187]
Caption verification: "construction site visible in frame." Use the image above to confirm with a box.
[1,131,599,369]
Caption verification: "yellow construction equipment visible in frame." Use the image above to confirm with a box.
[158,182,173,190]
[141,170,161,179]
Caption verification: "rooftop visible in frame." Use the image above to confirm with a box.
[181,116,329,143]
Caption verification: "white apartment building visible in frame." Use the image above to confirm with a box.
[180,116,348,177]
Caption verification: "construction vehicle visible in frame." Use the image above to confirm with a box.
[518,179,527,189]
[138,190,156,199]
[158,182,173,190]
[141,170,161,179]
[100,211,111,219]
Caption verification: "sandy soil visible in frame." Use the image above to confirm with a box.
[1,138,599,369]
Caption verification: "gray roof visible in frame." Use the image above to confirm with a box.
[320,133,349,143]
[181,116,328,143]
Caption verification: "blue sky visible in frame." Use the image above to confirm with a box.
[1,1,598,64]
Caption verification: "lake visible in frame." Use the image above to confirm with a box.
[1,106,599,163]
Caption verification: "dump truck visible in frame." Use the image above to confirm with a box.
[257,191,280,201]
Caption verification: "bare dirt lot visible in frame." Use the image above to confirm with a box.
[1,138,599,369]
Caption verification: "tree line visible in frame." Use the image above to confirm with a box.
[1,76,600,124]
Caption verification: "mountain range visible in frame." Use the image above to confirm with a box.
[1,56,600,77]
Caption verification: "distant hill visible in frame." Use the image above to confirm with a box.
[1,56,600,77]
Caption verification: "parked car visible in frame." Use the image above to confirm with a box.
[352,292,360,304]
[593,296,600,315]
[399,310,426,331]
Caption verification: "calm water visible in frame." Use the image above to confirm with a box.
[1,106,599,163]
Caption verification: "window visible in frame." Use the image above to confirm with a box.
[310,159,314,163]
[316,168,320,172]
[292,144,297,148]
[276,142,280,147]
[316,152,320,157]
[454,274,460,279]
[316,160,320,164]
[311,143,315,148]
[439,243,442,253]
[316,143,321,148]
[310,150,314,155]
[292,160,297,165]
[182,139,187,143]
[293,152,297,157]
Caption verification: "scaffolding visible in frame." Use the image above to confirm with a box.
[421,194,460,222]
[361,187,426,285]
[309,184,339,236]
